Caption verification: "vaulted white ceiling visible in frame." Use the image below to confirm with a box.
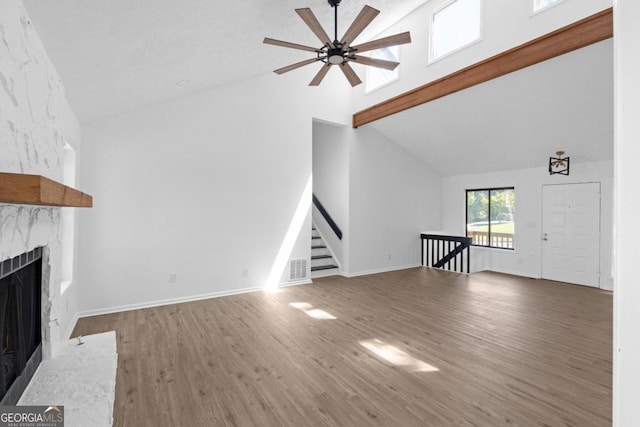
[23,1,612,176]
[23,0,428,123]
[368,39,613,176]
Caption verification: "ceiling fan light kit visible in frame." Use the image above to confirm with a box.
[263,0,412,87]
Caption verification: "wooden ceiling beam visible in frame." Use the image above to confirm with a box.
[352,8,613,128]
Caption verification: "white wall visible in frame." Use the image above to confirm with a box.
[441,161,613,289]
[312,119,443,278]
[77,69,353,314]
[0,0,82,357]
[343,0,613,281]
[312,121,350,271]
[350,0,612,112]
[348,126,440,275]
[613,0,640,424]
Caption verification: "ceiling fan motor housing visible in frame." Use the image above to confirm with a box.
[328,0,342,7]
[327,46,346,64]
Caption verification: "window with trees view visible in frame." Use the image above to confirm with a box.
[466,188,515,249]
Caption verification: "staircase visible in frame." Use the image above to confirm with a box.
[311,227,339,278]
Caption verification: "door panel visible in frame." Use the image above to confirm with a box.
[542,183,601,287]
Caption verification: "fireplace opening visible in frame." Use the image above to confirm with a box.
[0,247,43,405]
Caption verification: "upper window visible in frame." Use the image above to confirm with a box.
[430,0,482,62]
[466,187,515,249]
[365,45,400,93]
[533,0,560,13]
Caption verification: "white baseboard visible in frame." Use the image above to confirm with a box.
[280,279,313,288]
[341,263,421,278]
[77,279,312,319]
[311,268,341,279]
[476,269,614,291]
[476,268,538,279]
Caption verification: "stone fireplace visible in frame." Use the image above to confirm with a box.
[1,0,90,406]
[0,247,43,405]
[1,0,84,399]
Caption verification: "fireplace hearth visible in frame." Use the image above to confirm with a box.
[0,247,43,405]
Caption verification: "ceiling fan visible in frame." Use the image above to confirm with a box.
[263,0,411,87]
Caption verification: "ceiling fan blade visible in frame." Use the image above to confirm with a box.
[263,37,323,53]
[349,55,399,71]
[309,64,332,86]
[338,63,362,87]
[296,8,335,49]
[350,31,412,53]
[340,5,380,46]
[274,58,320,75]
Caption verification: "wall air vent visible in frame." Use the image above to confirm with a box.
[289,259,308,280]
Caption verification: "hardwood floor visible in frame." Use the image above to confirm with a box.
[73,268,612,426]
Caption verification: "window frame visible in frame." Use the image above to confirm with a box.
[465,186,515,250]
[531,0,565,15]
[364,45,400,94]
[429,0,483,64]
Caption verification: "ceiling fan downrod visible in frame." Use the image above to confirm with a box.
[327,0,344,64]
[328,0,341,43]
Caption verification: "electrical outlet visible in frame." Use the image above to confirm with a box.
[169,273,177,283]
[387,254,392,260]
[242,269,249,278]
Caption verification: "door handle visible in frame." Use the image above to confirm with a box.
[542,233,548,241]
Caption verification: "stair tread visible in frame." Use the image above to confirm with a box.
[311,245,326,249]
[311,255,333,260]
[311,264,338,271]
[312,236,321,239]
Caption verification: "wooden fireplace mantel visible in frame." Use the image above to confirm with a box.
[0,172,93,208]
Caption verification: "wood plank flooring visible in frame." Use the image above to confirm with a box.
[72,268,612,426]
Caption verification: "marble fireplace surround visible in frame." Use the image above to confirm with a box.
[1,175,92,361]
[1,0,92,362]
[1,4,111,419]
[0,208,58,360]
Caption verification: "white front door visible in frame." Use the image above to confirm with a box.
[541,183,601,287]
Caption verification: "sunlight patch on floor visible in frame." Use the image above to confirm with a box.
[359,339,439,372]
[289,302,337,320]
[290,302,313,310]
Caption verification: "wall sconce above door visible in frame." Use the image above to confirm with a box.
[549,150,570,175]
